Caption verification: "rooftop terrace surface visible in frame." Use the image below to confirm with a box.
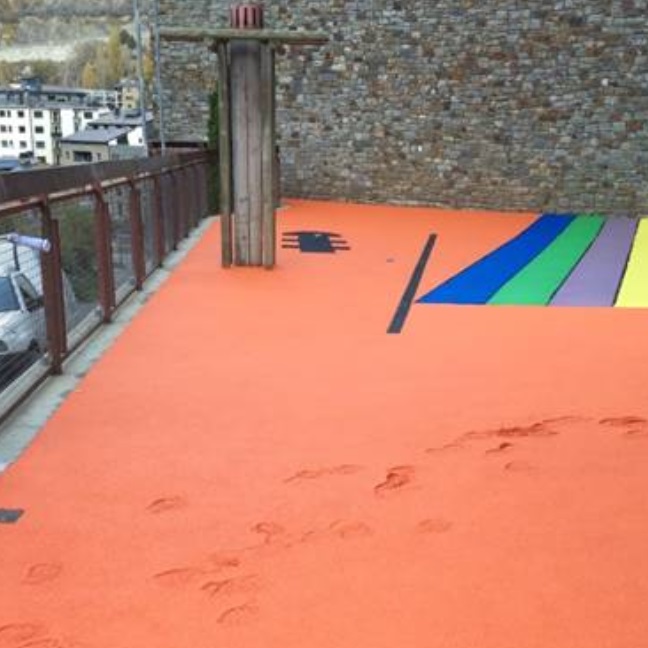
[1,200,648,647]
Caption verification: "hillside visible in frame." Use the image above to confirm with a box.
[0,0,134,62]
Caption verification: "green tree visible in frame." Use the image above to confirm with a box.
[107,24,124,86]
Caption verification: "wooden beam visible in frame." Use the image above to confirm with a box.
[247,42,263,266]
[160,27,328,46]
[231,40,252,265]
[217,41,233,268]
[261,44,276,269]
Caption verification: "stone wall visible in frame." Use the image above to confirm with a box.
[158,0,648,213]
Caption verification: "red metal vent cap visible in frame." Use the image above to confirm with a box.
[230,4,265,29]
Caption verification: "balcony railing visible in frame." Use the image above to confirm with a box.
[0,151,214,422]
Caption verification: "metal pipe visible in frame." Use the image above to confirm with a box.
[152,0,167,153]
[133,0,149,157]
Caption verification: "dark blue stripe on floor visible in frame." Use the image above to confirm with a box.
[417,214,575,305]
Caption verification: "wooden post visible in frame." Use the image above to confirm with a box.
[218,41,233,267]
[160,21,328,269]
[261,44,275,268]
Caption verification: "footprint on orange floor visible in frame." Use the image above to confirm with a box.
[417,518,453,535]
[153,567,205,588]
[485,442,514,455]
[462,422,558,442]
[623,428,648,440]
[284,464,363,483]
[146,496,187,514]
[599,416,647,428]
[201,574,260,599]
[207,553,242,571]
[328,520,374,540]
[0,623,47,646]
[22,563,63,586]
[503,461,536,473]
[217,602,260,627]
[252,522,286,544]
[425,442,464,455]
[374,465,415,497]
[540,415,588,426]
[16,638,62,648]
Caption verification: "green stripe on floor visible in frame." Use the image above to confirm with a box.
[489,215,605,305]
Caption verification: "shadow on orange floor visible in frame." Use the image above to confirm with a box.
[1,200,648,648]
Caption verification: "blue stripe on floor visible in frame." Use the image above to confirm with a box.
[417,214,575,305]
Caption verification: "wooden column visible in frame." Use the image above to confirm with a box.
[160,25,328,269]
[261,44,276,268]
[218,41,233,267]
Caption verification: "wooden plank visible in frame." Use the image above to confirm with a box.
[261,44,276,269]
[160,28,328,46]
[231,40,251,265]
[247,42,263,266]
[217,41,233,267]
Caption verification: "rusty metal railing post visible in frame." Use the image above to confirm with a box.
[169,169,180,250]
[93,184,115,323]
[184,166,194,234]
[128,178,146,291]
[40,198,67,374]
[152,174,165,266]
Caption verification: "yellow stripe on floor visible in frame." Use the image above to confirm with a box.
[616,218,648,307]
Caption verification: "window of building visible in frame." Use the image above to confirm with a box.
[35,141,46,149]
[37,156,46,163]
[0,141,7,148]
[17,110,24,118]
[35,126,44,134]
[34,111,43,118]
[0,126,6,133]
[73,151,92,163]
[84,111,94,119]
[19,141,27,149]
[18,126,26,134]
[0,110,7,117]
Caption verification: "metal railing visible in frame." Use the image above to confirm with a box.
[0,151,214,422]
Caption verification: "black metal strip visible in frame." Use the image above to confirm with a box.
[387,234,437,335]
[0,509,24,524]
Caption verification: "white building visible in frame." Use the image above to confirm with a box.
[0,80,117,165]
[86,111,154,148]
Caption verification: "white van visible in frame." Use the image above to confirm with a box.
[0,240,78,371]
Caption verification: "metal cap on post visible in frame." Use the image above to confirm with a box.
[230,3,264,29]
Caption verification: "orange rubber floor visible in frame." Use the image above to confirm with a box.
[2,200,648,648]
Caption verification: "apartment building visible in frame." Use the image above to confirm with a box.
[0,79,127,165]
